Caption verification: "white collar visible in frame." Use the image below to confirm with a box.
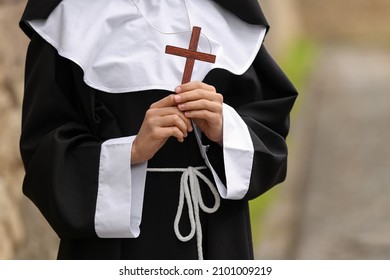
[28,0,266,93]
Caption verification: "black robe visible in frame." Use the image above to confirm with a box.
[19,0,297,260]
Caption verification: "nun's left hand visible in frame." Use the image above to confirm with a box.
[175,81,223,145]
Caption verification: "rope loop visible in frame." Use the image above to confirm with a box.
[147,166,220,260]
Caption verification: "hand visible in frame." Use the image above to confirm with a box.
[175,81,223,145]
[132,94,193,164]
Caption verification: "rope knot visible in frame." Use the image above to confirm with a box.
[147,166,220,259]
[174,166,220,260]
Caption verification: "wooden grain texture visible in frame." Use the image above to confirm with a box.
[165,26,216,84]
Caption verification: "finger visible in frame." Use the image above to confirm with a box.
[154,126,185,143]
[150,94,177,109]
[150,107,193,132]
[176,89,223,105]
[178,99,222,114]
[175,81,216,94]
[184,110,221,124]
[156,115,190,137]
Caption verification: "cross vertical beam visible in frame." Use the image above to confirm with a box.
[165,26,216,84]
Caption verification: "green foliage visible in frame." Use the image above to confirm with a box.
[249,185,279,242]
[280,38,318,117]
[280,38,317,92]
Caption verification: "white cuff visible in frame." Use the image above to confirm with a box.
[194,104,254,200]
[95,136,147,238]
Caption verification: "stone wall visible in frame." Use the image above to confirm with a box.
[0,0,58,259]
[296,0,390,44]
[261,0,303,57]
[262,0,390,55]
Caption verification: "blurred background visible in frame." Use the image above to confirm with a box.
[0,0,389,259]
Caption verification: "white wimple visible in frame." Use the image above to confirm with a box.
[27,0,266,93]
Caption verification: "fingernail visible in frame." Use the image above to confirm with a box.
[174,95,181,102]
[175,86,182,93]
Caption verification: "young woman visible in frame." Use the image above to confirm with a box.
[19,0,297,259]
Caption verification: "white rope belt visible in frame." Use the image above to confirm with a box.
[147,166,220,260]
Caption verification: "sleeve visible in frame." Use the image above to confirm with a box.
[199,45,298,200]
[193,105,254,200]
[96,137,147,238]
[20,34,147,239]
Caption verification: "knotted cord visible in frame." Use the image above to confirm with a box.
[147,166,220,260]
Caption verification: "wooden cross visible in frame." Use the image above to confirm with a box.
[165,26,216,84]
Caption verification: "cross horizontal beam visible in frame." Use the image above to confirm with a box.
[165,46,216,63]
